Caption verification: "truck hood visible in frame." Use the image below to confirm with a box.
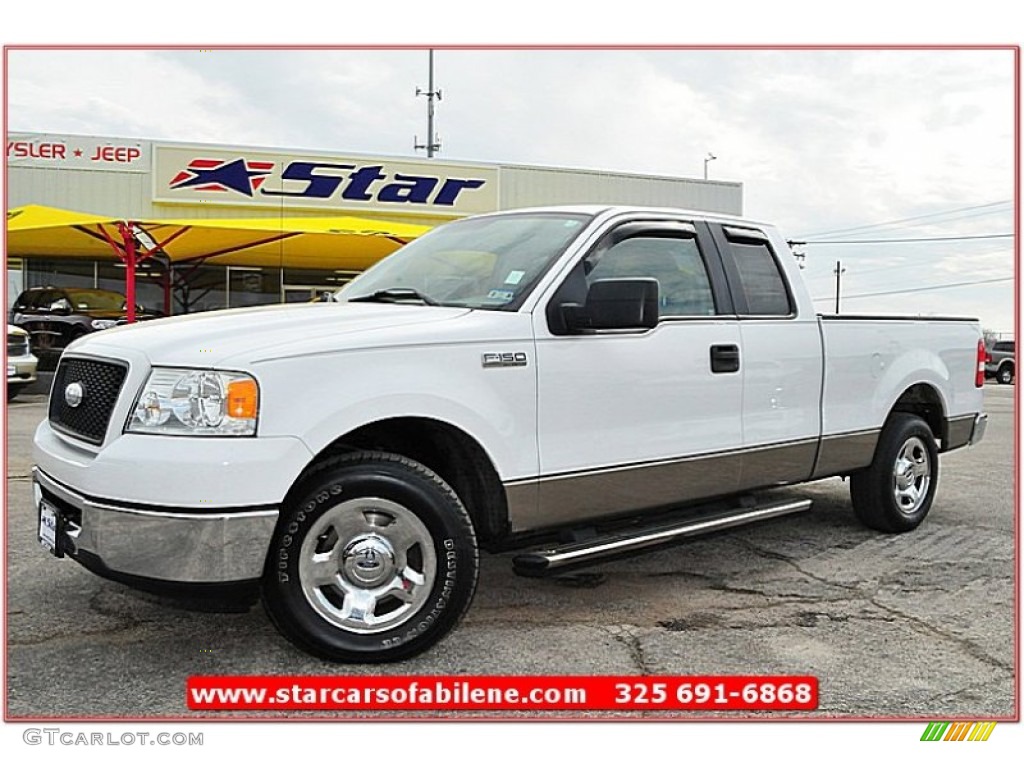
[71,302,472,367]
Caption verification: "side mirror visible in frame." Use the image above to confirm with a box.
[48,298,72,314]
[562,278,659,332]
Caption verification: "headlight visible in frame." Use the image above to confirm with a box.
[126,368,259,436]
[91,319,118,330]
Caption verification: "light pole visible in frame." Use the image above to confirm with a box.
[704,152,717,180]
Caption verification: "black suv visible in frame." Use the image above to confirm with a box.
[9,287,160,354]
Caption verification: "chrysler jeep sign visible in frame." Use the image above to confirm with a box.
[154,145,499,215]
[7,133,149,172]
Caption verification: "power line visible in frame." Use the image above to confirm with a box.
[806,258,998,284]
[800,233,1014,245]
[800,240,1014,285]
[811,276,1013,302]
[796,200,1012,239]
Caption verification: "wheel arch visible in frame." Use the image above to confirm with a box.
[888,382,946,446]
[288,417,510,548]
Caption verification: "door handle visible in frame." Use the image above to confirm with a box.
[710,344,740,374]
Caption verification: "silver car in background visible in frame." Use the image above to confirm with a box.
[985,340,1015,385]
[7,324,38,401]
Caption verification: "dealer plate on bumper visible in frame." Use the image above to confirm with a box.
[38,498,60,555]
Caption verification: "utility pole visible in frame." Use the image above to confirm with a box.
[414,49,442,158]
[834,260,845,314]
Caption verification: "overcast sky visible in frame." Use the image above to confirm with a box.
[5,47,1016,331]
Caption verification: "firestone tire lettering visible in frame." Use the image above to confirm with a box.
[261,451,479,662]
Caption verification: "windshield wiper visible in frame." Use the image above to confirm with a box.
[347,288,439,306]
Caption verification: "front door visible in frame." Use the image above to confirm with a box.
[526,218,745,531]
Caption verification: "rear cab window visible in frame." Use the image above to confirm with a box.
[713,225,794,317]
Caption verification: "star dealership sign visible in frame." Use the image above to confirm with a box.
[154,144,499,215]
[169,158,275,197]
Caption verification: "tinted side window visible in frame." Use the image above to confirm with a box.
[727,236,792,316]
[995,341,1014,352]
[585,236,716,318]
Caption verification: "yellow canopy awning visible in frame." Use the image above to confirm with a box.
[6,204,433,270]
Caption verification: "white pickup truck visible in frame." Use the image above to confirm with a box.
[33,206,988,662]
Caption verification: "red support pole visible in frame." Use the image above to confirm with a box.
[118,221,137,323]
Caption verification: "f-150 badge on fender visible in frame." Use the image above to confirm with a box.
[482,352,528,368]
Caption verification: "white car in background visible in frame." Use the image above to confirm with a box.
[7,324,38,401]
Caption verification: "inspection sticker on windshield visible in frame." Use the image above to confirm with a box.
[504,270,526,285]
[487,289,515,302]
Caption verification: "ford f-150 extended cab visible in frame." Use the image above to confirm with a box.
[33,206,988,662]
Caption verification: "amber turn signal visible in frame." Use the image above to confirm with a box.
[226,378,259,419]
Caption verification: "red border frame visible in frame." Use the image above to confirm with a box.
[2,44,1019,725]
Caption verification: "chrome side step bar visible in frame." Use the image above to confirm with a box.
[512,498,812,577]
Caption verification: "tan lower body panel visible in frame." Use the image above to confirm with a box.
[505,430,883,533]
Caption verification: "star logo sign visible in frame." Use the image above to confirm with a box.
[169,158,275,197]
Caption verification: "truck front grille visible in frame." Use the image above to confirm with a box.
[49,357,129,445]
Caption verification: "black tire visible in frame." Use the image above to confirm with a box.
[7,384,24,402]
[261,451,479,662]
[850,414,939,533]
[997,365,1014,385]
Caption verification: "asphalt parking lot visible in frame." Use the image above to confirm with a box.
[4,385,1016,719]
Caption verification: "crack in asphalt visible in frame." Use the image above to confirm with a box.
[657,610,897,632]
[863,600,1013,673]
[601,625,651,675]
[726,534,1014,674]
[9,622,154,648]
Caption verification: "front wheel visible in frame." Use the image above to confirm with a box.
[997,365,1014,385]
[261,451,479,662]
[850,414,939,533]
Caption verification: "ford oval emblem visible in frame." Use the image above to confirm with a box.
[64,382,85,408]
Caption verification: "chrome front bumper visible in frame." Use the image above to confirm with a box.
[33,467,278,584]
[7,357,37,384]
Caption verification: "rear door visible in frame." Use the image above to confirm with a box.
[526,216,745,531]
[708,223,823,488]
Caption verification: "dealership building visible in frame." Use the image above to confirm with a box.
[6,132,742,315]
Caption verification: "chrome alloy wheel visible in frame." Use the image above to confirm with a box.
[298,497,437,634]
[892,436,931,515]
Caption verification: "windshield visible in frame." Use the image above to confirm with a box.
[337,212,592,310]
[67,289,126,311]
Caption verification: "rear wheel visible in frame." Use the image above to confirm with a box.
[850,414,938,533]
[6,384,24,402]
[261,451,479,662]
[997,364,1014,385]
